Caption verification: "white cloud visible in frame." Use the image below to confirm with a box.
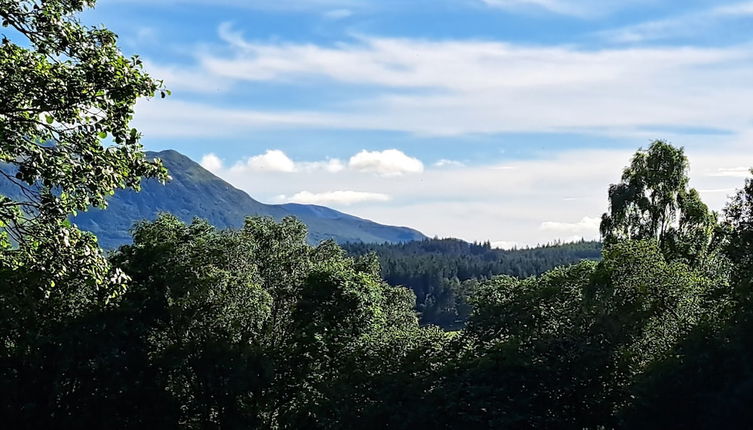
[713,1,753,16]
[708,167,752,178]
[481,0,584,16]
[491,240,519,250]
[214,149,423,176]
[697,188,737,194]
[602,2,753,43]
[540,216,601,237]
[200,153,223,172]
[132,30,753,138]
[132,99,342,138]
[213,26,696,91]
[111,0,364,12]
[480,0,648,17]
[299,158,346,173]
[348,149,424,176]
[279,190,391,205]
[143,60,230,94]
[235,149,296,173]
[434,159,465,168]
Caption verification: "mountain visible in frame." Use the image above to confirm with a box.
[70,150,426,248]
[279,203,424,244]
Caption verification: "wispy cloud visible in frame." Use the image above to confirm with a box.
[207,24,746,91]
[111,0,366,12]
[479,0,647,18]
[137,28,753,138]
[277,190,391,205]
[435,159,465,168]
[601,1,753,43]
[143,60,230,94]
[712,1,753,16]
[324,8,353,19]
[480,0,585,16]
[540,216,601,235]
[708,167,752,178]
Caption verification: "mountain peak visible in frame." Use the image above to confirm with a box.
[73,150,426,248]
[147,149,190,162]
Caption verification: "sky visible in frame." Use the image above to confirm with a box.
[83,0,753,247]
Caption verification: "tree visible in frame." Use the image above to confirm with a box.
[438,262,606,428]
[600,140,715,264]
[436,238,722,429]
[616,173,753,429]
[341,239,602,328]
[112,215,273,428]
[0,2,168,426]
[0,0,167,287]
[720,170,753,293]
[103,215,442,429]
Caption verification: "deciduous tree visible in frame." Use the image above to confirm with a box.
[0,0,167,287]
[600,140,715,264]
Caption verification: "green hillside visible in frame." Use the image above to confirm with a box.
[344,239,602,328]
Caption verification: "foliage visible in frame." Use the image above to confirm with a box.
[600,140,716,264]
[719,170,753,293]
[0,3,167,424]
[619,309,753,429]
[429,239,725,428]
[1,214,445,429]
[0,0,167,286]
[618,170,753,429]
[343,238,601,328]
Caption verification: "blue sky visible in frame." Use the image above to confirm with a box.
[83,0,753,246]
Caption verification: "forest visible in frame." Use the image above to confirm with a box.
[343,239,602,328]
[3,1,753,429]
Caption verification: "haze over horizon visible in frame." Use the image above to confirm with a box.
[85,0,753,247]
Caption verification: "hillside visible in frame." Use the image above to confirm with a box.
[343,239,602,328]
[71,150,426,248]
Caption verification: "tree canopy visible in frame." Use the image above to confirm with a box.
[0,0,167,288]
[600,140,716,264]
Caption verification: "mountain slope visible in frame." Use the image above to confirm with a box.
[71,150,425,248]
[279,203,425,244]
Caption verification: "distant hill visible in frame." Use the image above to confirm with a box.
[64,150,426,248]
[343,238,602,328]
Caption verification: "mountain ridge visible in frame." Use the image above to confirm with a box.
[70,150,426,248]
